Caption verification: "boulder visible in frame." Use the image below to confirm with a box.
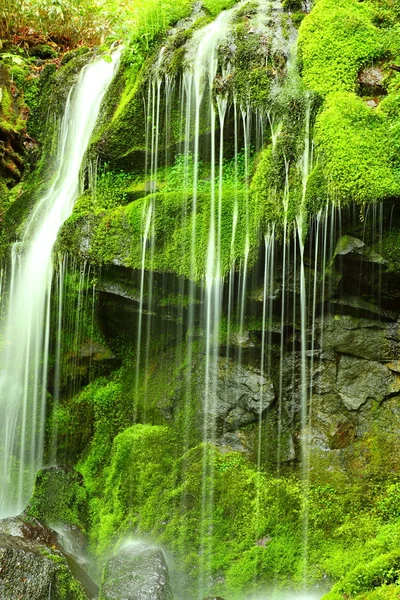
[0,531,89,599]
[0,514,98,599]
[100,542,173,600]
[334,235,386,264]
[358,66,385,94]
[319,315,400,362]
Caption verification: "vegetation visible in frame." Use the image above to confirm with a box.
[1,0,400,599]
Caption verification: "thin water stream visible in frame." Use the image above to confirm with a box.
[0,49,121,517]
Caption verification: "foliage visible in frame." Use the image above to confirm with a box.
[314,92,400,203]
[298,0,384,96]
[0,0,112,46]
[26,467,88,529]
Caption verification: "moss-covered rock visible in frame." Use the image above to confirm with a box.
[314,92,400,203]
[26,466,88,532]
[298,0,384,97]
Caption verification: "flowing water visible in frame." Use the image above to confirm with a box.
[0,2,389,599]
[128,3,319,596]
[0,49,121,517]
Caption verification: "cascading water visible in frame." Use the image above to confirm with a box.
[125,3,317,596]
[0,49,121,517]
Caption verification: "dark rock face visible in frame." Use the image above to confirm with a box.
[0,514,97,600]
[0,531,88,599]
[100,543,173,600]
[92,222,400,471]
[210,357,275,430]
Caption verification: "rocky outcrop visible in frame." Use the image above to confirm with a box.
[100,543,173,600]
[209,357,275,430]
[0,514,97,600]
[0,529,89,599]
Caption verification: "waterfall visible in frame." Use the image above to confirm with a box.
[0,48,121,518]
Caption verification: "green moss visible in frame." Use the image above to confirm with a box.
[82,424,177,554]
[378,229,400,271]
[314,92,400,203]
[26,467,88,530]
[324,551,400,598]
[38,547,88,599]
[60,177,264,280]
[203,0,238,14]
[298,0,384,96]
[356,585,400,599]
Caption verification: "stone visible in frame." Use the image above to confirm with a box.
[216,432,246,452]
[208,357,275,430]
[329,294,397,322]
[100,542,173,600]
[358,66,385,94]
[319,315,400,362]
[78,340,116,361]
[336,355,399,410]
[0,532,89,599]
[334,235,386,264]
[327,417,356,449]
[0,514,98,599]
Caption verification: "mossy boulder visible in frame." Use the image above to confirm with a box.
[298,0,384,97]
[0,532,89,599]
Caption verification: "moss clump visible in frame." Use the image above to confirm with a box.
[81,424,177,554]
[54,375,128,477]
[60,177,264,280]
[323,551,400,599]
[38,547,88,600]
[26,467,88,531]
[314,92,400,203]
[298,0,384,96]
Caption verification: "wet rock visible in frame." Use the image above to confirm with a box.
[329,294,397,322]
[100,542,173,600]
[0,531,89,599]
[336,355,399,410]
[78,340,116,361]
[358,66,385,95]
[216,432,246,452]
[0,513,98,599]
[0,514,57,547]
[319,315,400,362]
[334,235,386,264]
[327,417,356,449]
[209,357,275,430]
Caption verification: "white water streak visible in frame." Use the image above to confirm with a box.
[0,49,120,517]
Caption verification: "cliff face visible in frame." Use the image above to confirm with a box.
[1,1,400,599]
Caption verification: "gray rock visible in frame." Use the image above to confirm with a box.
[100,543,173,600]
[334,235,386,264]
[0,532,89,599]
[359,66,384,87]
[329,294,397,322]
[216,432,246,452]
[208,357,275,429]
[0,514,98,599]
[319,315,400,362]
[336,355,399,410]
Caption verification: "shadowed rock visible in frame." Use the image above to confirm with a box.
[0,531,89,599]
